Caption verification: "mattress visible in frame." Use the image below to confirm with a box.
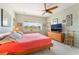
[0,33,52,54]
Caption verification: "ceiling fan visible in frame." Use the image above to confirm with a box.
[42,3,58,15]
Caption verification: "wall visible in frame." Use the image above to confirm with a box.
[47,4,79,48]
[0,4,15,34]
[15,14,48,35]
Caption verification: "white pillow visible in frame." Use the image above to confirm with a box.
[10,32,22,40]
[0,36,16,44]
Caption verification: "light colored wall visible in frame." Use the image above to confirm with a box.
[15,14,48,35]
[47,4,79,48]
[0,4,15,34]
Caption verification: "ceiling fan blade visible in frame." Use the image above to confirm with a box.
[48,10,53,13]
[47,6,58,10]
[44,3,47,10]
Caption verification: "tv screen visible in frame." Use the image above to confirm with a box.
[51,24,62,32]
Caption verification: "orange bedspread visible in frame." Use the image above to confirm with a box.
[0,33,52,54]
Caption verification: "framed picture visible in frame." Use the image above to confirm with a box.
[66,14,73,26]
[1,8,11,27]
[62,19,66,23]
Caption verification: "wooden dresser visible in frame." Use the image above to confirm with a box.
[48,31,64,43]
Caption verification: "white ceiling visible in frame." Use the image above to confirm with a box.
[10,3,75,17]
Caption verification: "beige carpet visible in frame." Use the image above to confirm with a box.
[32,40,79,55]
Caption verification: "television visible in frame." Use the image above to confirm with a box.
[51,24,62,32]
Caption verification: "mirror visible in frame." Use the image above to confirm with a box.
[1,8,11,27]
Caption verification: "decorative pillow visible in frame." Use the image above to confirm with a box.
[17,31,23,35]
[10,32,22,40]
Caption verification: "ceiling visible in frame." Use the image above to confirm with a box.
[10,3,75,17]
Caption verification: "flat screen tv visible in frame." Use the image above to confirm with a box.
[51,24,62,32]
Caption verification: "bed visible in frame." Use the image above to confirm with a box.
[0,33,52,55]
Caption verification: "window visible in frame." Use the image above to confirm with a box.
[23,22,42,32]
[3,18,8,26]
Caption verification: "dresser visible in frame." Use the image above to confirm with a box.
[48,31,64,43]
